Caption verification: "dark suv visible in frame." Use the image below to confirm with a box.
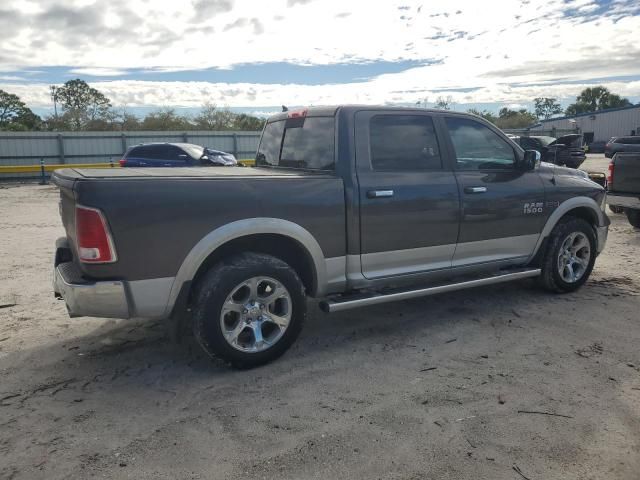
[605,136,640,158]
[514,134,586,168]
[119,143,237,167]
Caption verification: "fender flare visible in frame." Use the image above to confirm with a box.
[528,196,606,260]
[164,218,327,315]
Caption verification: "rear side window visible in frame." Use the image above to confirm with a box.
[445,117,515,170]
[369,115,442,170]
[129,145,164,160]
[127,146,148,158]
[257,117,335,170]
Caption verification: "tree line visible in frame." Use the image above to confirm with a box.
[465,86,633,129]
[0,79,265,132]
[0,79,635,132]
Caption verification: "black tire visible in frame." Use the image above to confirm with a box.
[626,209,640,228]
[537,217,597,293]
[609,205,624,214]
[192,252,306,368]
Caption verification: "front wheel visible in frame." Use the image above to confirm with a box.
[537,217,596,293]
[193,252,306,368]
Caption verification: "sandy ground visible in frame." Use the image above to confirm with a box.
[1,155,639,479]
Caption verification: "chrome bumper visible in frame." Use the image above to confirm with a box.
[53,262,130,318]
[596,225,608,254]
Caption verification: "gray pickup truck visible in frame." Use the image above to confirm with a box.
[53,106,609,367]
[607,152,640,228]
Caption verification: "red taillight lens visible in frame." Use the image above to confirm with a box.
[287,108,308,118]
[118,158,126,167]
[607,160,614,188]
[76,206,116,263]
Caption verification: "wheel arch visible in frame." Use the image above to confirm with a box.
[529,196,605,262]
[165,218,328,316]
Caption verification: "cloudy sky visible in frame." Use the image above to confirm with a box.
[1,0,639,117]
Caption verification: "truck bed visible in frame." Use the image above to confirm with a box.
[51,166,346,284]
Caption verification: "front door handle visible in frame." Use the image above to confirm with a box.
[464,186,487,194]
[367,189,394,199]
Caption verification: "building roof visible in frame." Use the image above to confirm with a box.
[537,103,640,123]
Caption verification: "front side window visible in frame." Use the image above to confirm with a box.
[163,146,187,161]
[256,116,335,170]
[369,115,442,170]
[445,117,515,170]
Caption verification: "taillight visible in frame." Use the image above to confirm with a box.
[75,206,117,263]
[287,108,308,118]
[607,160,614,188]
[119,158,126,167]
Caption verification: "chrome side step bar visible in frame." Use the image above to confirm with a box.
[319,268,541,313]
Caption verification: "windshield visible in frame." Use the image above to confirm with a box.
[256,116,335,170]
[181,144,204,159]
[534,136,556,147]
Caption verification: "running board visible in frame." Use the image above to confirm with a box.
[319,268,541,313]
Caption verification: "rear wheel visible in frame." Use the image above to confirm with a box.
[538,217,596,293]
[626,209,640,228]
[193,252,306,368]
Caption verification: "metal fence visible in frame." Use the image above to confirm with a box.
[0,130,261,179]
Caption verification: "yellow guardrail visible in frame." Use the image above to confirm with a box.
[0,163,119,174]
[0,159,256,175]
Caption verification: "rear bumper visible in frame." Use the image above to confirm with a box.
[54,262,130,318]
[53,237,176,319]
[607,193,640,209]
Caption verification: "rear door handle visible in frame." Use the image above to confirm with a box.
[367,189,394,198]
[464,186,487,194]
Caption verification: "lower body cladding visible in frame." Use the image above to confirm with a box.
[53,261,174,319]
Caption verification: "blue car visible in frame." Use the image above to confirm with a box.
[119,143,237,167]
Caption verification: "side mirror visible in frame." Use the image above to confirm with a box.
[200,155,210,162]
[521,150,541,171]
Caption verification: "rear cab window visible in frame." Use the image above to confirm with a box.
[256,115,335,171]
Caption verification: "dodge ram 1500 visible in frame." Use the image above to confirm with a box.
[53,106,609,367]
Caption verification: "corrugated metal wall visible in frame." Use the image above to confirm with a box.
[0,130,261,167]
[531,106,640,142]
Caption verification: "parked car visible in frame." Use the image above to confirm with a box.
[119,143,237,167]
[587,141,607,154]
[607,152,640,227]
[513,134,586,168]
[52,106,609,368]
[605,136,640,158]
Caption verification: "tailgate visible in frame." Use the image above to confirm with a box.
[611,153,640,193]
[51,169,80,257]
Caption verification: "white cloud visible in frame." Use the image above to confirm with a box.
[0,0,639,108]
[68,67,129,76]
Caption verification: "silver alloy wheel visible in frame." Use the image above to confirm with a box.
[557,231,591,283]
[220,276,292,353]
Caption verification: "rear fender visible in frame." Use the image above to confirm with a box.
[164,218,329,316]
